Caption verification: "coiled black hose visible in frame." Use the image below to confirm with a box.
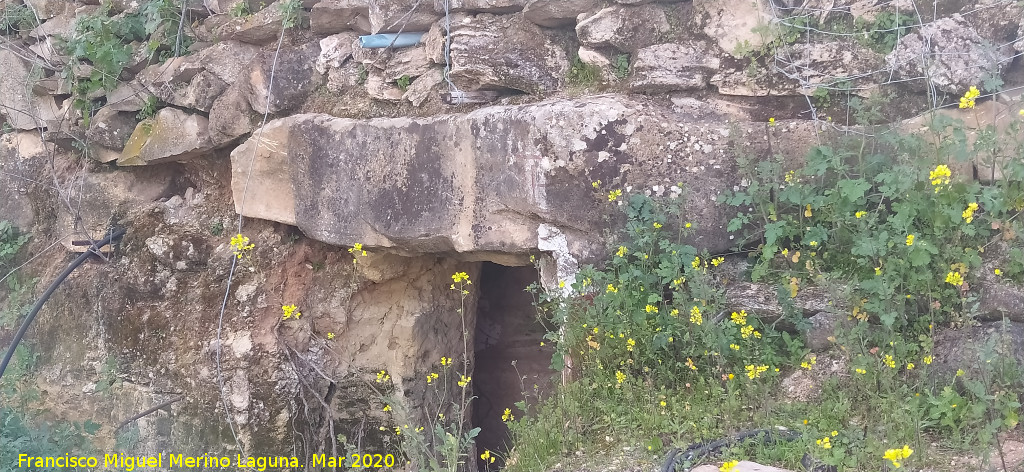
[0,227,126,380]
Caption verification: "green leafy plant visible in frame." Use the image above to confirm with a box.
[855,11,917,54]
[356,64,368,85]
[0,2,37,35]
[229,0,252,18]
[396,74,412,91]
[613,54,630,80]
[566,56,601,87]
[137,95,160,120]
[0,220,28,266]
[277,0,303,29]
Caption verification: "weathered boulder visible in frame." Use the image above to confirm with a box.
[522,0,598,28]
[403,66,444,106]
[438,0,529,13]
[311,0,371,34]
[364,69,405,101]
[229,96,820,260]
[215,1,293,44]
[135,57,228,112]
[694,0,772,57]
[209,83,260,146]
[576,4,670,54]
[0,132,51,229]
[0,50,61,130]
[106,82,149,112]
[24,0,69,19]
[772,41,886,93]
[118,108,215,165]
[449,13,569,94]
[195,40,262,85]
[628,41,720,92]
[247,41,322,115]
[316,32,360,74]
[369,0,441,33]
[886,14,1010,93]
[86,107,139,150]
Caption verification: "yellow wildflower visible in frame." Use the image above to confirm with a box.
[959,86,980,109]
[451,272,471,284]
[923,355,932,365]
[645,305,658,313]
[855,368,866,374]
[615,370,626,384]
[906,362,915,370]
[720,460,739,472]
[962,202,979,223]
[480,450,495,464]
[930,165,951,191]
[883,445,913,468]
[945,271,964,286]
[730,310,747,325]
[995,268,1002,276]
[608,189,622,201]
[327,332,335,340]
[230,234,255,259]
[606,284,618,293]
[348,242,367,257]
[730,343,740,351]
[458,375,471,387]
[883,354,896,369]
[816,437,832,449]
[653,222,662,229]
[689,306,702,325]
[855,210,867,218]
[905,234,914,246]
[711,256,725,266]
[502,408,514,422]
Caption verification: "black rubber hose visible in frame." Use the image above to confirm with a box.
[0,227,125,380]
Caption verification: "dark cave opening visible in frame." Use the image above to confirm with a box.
[472,262,555,469]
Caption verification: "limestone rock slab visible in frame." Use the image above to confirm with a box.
[523,0,598,28]
[228,95,817,259]
[576,4,669,54]
[118,108,215,165]
[449,13,569,94]
[628,41,720,92]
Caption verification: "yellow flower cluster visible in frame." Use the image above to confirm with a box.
[689,306,703,325]
[230,234,255,259]
[616,370,626,384]
[730,310,747,325]
[855,368,867,374]
[945,270,964,287]
[855,210,867,219]
[720,460,738,472]
[376,370,390,383]
[426,372,439,383]
[281,304,301,320]
[480,450,495,464]
[440,356,452,366]
[745,364,768,379]
[451,272,471,284]
[606,284,618,293]
[962,202,978,223]
[959,86,980,109]
[711,256,725,267]
[608,189,622,202]
[816,436,832,449]
[645,305,658,313]
[801,356,817,370]
[457,375,471,387]
[883,445,913,468]
[502,408,514,422]
[616,246,628,257]
[740,324,761,339]
[883,354,896,369]
[348,242,367,257]
[929,165,951,192]
[905,234,914,246]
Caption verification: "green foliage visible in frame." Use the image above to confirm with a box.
[229,1,252,18]
[720,97,1024,331]
[396,74,412,92]
[613,54,630,80]
[277,0,303,29]
[1,346,98,469]
[209,220,225,236]
[356,64,368,85]
[0,2,37,35]
[0,220,29,267]
[854,11,917,54]
[61,1,194,118]
[137,94,160,120]
[566,56,601,87]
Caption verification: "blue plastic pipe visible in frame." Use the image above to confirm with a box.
[359,33,426,48]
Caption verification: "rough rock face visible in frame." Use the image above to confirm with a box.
[369,0,441,33]
[86,107,140,150]
[311,0,371,34]
[247,41,323,115]
[886,15,1010,93]
[230,95,821,262]
[441,0,529,13]
[449,13,569,93]
[695,0,771,57]
[629,42,721,92]
[523,0,598,28]
[119,108,215,165]
[0,50,60,130]
[576,4,670,54]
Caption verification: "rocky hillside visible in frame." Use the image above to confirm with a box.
[1,0,1023,467]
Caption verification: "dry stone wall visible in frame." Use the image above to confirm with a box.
[0,0,1023,462]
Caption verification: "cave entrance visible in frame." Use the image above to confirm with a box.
[472,262,555,467]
